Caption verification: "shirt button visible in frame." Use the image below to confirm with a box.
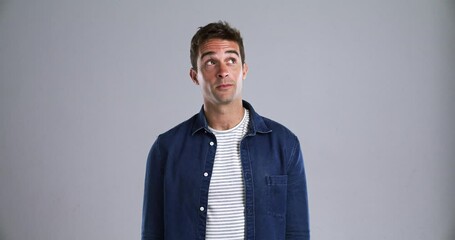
[209,141,214,146]
[200,206,205,211]
[203,172,209,177]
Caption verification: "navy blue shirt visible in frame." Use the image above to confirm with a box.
[142,101,310,240]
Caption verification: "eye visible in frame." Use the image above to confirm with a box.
[227,58,237,64]
[205,59,216,66]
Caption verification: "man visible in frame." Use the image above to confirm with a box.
[142,21,310,240]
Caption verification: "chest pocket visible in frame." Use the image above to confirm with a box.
[266,175,288,218]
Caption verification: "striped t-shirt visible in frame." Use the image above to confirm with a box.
[206,109,250,240]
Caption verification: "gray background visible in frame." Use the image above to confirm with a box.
[1,0,454,239]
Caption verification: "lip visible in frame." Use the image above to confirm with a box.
[216,84,233,89]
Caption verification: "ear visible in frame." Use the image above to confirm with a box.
[189,68,199,85]
[242,62,249,80]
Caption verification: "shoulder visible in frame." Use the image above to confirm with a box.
[263,116,296,135]
[261,116,300,143]
[251,114,303,165]
[244,100,299,142]
[156,113,199,143]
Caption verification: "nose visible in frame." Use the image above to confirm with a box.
[217,63,229,79]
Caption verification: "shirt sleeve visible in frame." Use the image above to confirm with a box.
[141,137,165,240]
[285,135,310,240]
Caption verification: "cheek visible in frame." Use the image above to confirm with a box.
[200,68,215,79]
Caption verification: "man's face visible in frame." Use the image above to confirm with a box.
[190,39,248,106]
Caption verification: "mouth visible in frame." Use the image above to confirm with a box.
[216,84,233,90]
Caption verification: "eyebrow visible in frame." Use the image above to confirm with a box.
[200,50,240,60]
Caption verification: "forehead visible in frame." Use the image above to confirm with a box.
[199,39,240,57]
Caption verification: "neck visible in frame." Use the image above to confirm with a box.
[204,99,244,131]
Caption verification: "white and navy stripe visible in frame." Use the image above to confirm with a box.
[206,109,250,240]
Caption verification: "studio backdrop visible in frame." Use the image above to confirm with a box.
[0,1,454,239]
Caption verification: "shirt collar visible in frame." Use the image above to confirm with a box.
[191,100,272,135]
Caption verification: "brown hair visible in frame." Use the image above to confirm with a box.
[190,21,245,70]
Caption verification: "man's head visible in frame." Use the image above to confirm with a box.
[190,21,245,70]
[189,21,248,107]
